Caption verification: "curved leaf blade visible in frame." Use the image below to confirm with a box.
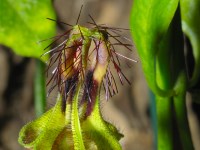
[0,0,56,61]
[180,0,200,86]
[130,0,179,96]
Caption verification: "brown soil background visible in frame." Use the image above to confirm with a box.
[0,0,200,149]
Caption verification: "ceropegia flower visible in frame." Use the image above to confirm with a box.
[18,12,136,150]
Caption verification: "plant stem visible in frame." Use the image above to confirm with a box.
[173,94,194,150]
[156,97,173,150]
[34,59,46,117]
[149,90,157,149]
[155,21,174,150]
[171,4,194,149]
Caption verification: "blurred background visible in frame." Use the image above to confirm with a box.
[0,0,199,149]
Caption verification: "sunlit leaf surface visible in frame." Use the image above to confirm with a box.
[0,0,56,61]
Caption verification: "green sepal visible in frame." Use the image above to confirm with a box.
[18,95,71,149]
[82,94,123,150]
[71,83,85,150]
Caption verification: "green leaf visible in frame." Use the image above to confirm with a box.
[0,0,56,62]
[130,0,179,96]
[180,0,200,87]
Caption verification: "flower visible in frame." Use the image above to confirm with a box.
[18,23,130,149]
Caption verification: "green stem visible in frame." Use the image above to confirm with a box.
[171,4,194,149]
[173,94,194,150]
[155,5,186,149]
[173,73,194,150]
[156,96,173,150]
[149,90,157,149]
[34,59,46,117]
[155,23,174,150]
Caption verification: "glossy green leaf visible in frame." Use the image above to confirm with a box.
[180,0,200,87]
[0,0,56,61]
[130,0,179,96]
